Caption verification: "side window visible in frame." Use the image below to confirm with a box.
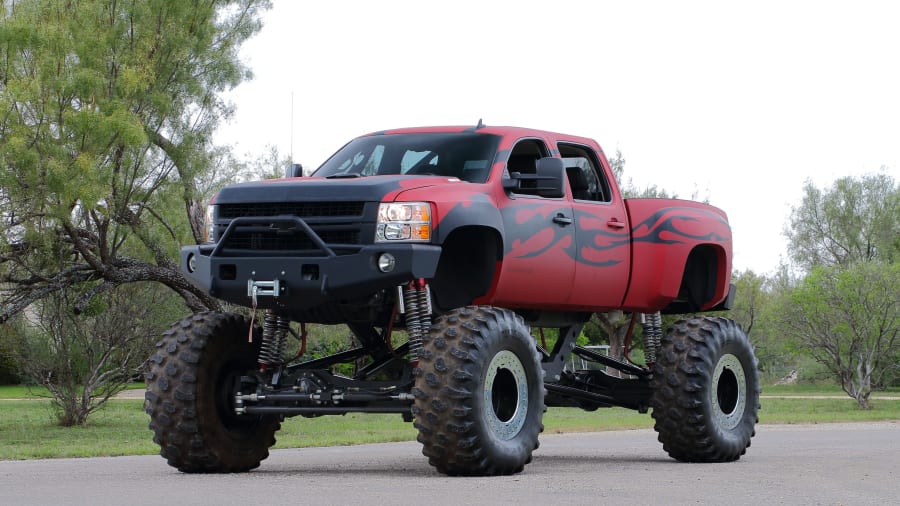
[558,143,612,202]
[505,139,550,195]
[504,139,550,197]
[506,139,549,175]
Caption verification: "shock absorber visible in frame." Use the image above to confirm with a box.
[401,279,432,363]
[641,311,663,366]
[258,309,290,369]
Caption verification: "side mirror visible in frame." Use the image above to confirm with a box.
[502,157,565,198]
[534,157,565,198]
[286,163,303,178]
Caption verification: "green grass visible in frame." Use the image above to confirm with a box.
[0,385,50,399]
[759,397,900,424]
[0,383,146,400]
[761,383,900,396]
[0,400,159,459]
[1,386,898,460]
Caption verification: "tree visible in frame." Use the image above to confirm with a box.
[0,0,272,322]
[786,172,899,271]
[726,266,808,381]
[18,283,184,426]
[781,172,900,395]
[589,311,632,365]
[782,262,899,409]
[609,150,671,200]
[195,144,292,200]
[608,149,626,186]
[0,314,24,383]
[240,144,293,181]
[727,269,768,336]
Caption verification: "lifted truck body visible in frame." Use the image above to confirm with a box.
[148,124,759,476]
[182,125,733,320]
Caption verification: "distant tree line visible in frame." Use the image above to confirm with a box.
[732,172,898,409]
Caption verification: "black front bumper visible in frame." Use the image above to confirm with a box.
[181,216,441,310]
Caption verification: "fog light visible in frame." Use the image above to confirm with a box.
[377,253,396,273]
[187,253,196,273]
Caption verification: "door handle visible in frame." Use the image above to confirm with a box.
[553,214,573,226]
[606,219,626,229]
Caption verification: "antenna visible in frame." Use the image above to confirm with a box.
[285,91,303,177]
[290,91,294,163]
[476,118,484,129]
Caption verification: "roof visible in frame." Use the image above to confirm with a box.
[363,125,600,148]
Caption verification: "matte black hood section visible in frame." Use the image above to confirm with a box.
[213,176,415,204]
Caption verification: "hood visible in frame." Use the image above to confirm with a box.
[213,175,462,204]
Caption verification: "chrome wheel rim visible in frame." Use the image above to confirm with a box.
[483,350,529,440]
[711,353,747,430]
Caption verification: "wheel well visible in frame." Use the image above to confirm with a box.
[431,226,500,312]
[663,245,720,314]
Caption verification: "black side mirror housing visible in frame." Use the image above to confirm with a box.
[286,163,303,178]
[502,157,565,198]
[534,157,565,198]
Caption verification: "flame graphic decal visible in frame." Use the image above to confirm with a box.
[631,207,731,245]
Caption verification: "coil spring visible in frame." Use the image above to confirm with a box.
[258,310,289,368]
[642,311,663,365]
[403,282,431,362]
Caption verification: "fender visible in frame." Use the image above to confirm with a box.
[392,184,505,246]
[433,193,504,245]
[622,199,733,311]
[392,183,505,311]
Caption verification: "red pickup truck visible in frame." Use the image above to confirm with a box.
[146,124,760,476]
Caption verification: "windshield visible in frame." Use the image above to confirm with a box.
[312,132,501,183]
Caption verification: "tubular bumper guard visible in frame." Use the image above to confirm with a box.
[180,216,441,309]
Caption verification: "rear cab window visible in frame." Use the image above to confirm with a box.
[557,143,613,203]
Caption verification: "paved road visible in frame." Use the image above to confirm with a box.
[1,422,897,506]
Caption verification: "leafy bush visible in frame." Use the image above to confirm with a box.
[17,283,185,426]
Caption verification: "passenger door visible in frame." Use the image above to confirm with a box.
[560,143,631,310]
[491,139,576,309]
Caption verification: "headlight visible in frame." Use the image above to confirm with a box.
[376,202,432,242]
[203,203,218,244]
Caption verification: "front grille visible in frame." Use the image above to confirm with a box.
[224,230,360,251]
[218,202,365,219]
[215,201,370,255]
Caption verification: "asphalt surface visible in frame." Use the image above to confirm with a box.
[1,422,897,506]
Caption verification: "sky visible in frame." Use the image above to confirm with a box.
[215,0,900,275]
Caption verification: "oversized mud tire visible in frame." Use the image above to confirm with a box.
[412,306,544,476]
[144,312,280,473]
[650,316,760,462]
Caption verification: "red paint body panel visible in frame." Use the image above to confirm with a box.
[567,200,631,310]
[621,199,732,311]
[366,125,733,314]
[490,199,577,308]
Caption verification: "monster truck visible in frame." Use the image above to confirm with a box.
[145,123,760,476]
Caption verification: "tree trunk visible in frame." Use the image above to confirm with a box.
[594,311,631,378]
